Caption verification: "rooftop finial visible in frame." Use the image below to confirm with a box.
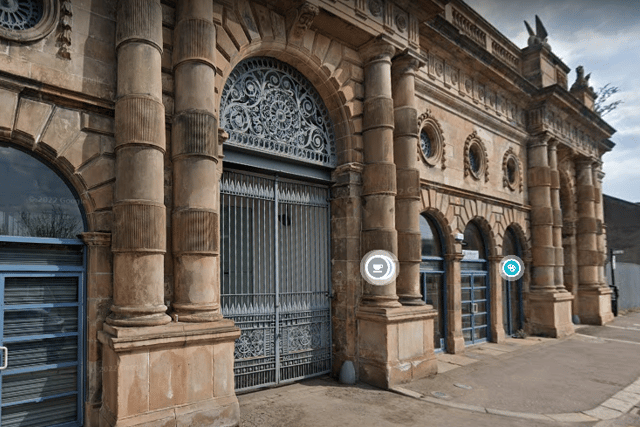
[524,15,551,50]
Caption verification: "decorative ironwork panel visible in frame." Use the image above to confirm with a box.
[221,170,331,392]
[220,57,336,168]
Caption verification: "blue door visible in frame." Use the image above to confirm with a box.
[461,271,489,344]
[0,239,85,427]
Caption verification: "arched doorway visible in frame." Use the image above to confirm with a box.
[0,142,86,426]
[419,214,446,352]
[461,221,490,344]
[502,227,524,336]
[219,57,334,391]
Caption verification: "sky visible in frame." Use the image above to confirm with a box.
[464,0,640,202]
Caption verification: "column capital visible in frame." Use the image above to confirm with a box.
[360,36,396,64]
[445,252,464,262]
[547,138,559,149]
[80,232,112,246]
[575,156,597,170]
[391,50,424,76]
[528,132,553,149]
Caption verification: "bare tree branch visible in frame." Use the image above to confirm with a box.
[595,83,623,117]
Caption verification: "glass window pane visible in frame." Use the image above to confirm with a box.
[2,394,77,427]
[419,215,441,257]
[4,307,78,338]
[461,302,472,315]
[5,276,78,305]
[463,222,485,259]
[475,314,487,327]
[461,261,485,271]
[6,337,78,370]
[2,367,77,404]
[461,288,471,301]
[474,327,487,340]
[503,228,517,256]
[0,144,83,239]
[420,260,443,270]
[463,329,472,341]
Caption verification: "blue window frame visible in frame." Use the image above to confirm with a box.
[461,222,490,345]
[419,215,446,352]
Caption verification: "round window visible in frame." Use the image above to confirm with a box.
[506,158,517,185]
[420,129,432,159]
[0,0,43,31]
[469,144,481,174]
[0,0,57,42]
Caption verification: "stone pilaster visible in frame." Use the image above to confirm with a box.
[576,159,613,324]
[445,251,465,353]
[171,0,221,322]
[593,163,609,292]
[392,52,424,306]
[360,37,401,308]
[488,255,506,344]
[110,0,171,327]
[548,140,567,293]
[526,134,573,337]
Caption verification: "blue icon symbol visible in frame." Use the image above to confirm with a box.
[500,256,524,281]
[503,260,520,277]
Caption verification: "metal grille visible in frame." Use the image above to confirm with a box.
[0,0,43,31]
[221,170,331,391]
[220,57,336,168]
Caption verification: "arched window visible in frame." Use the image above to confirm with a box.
[0,143,84,239]
[502,227,524,335]
[419,214,446,351]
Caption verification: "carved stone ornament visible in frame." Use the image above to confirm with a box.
[417,109,446,170]
[56,0,71,59]
[369,0,383,17]
[0,0,59,42]
[220,57,336,168]
[502,147,523,192]
[464,131,489,182]
[395,13,407,32]
[290,2,319,39]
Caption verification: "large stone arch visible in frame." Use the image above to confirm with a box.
[0,88,116,233]
[213,2,363,167]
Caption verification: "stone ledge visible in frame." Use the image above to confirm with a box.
[356,304,437,323]
[98,319,240,353]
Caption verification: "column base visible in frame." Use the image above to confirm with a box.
[526,292,574,338]
[98,320,240,427]
[356,305,437,389]
[577,286,614,325]
[361,294,403,308]
[398,294,426,306]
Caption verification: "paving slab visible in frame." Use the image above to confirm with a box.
[546,412,599,422]
[437,353,479,366]
[601,397,637,413]
[583,406,623,420]
[436,359,459,373]
[485,408,554,421]
[468,346,509,356]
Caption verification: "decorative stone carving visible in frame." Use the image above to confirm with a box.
[0,0,59,42]
[417,109,446,170]
[464,131,488,182]
[220,57,336,168]
[570,65,595,93]
[56,0,72,59]
[368,0,382,17]
[502,147,523,192]
[289,2,319,39]
[395,12,407,32]
[524,15,551,50]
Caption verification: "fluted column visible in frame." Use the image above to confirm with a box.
[110,0,170,326]
[528,135,556,293]
[392,52,424,306]
[548,140,567,293]
[576,159,599,292]
[360,37,401,308]
[171,0,221,322]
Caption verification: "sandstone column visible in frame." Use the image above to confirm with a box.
[526,134,573,337]
[171,0,221,322]
[360,37,401,308]
[548,139,567,292]
[392,52,424,306]
[110,0,170,326]
[576,159,613,324]
[488,255,505,343]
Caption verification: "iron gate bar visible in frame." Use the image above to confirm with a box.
[221,170,331,392]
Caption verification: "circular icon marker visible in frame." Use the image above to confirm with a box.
[500,255,524,281]
[360,250,399,286]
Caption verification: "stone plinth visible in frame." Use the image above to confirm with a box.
[527,292,574,338]
[98,321,240,427]
[356,305,437,389]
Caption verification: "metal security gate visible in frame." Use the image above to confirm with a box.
[220,170,331,391]
[0,238,85,427]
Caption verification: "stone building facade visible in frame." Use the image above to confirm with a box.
[0,0,615,426]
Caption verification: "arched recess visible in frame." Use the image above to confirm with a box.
[214,4,362,168]
[502,225,525,336]
[419,209,451,353]
[0,140,89,426]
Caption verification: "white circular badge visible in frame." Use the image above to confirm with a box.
[360,250,399,286]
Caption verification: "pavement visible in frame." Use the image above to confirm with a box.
[238,310,640,426]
